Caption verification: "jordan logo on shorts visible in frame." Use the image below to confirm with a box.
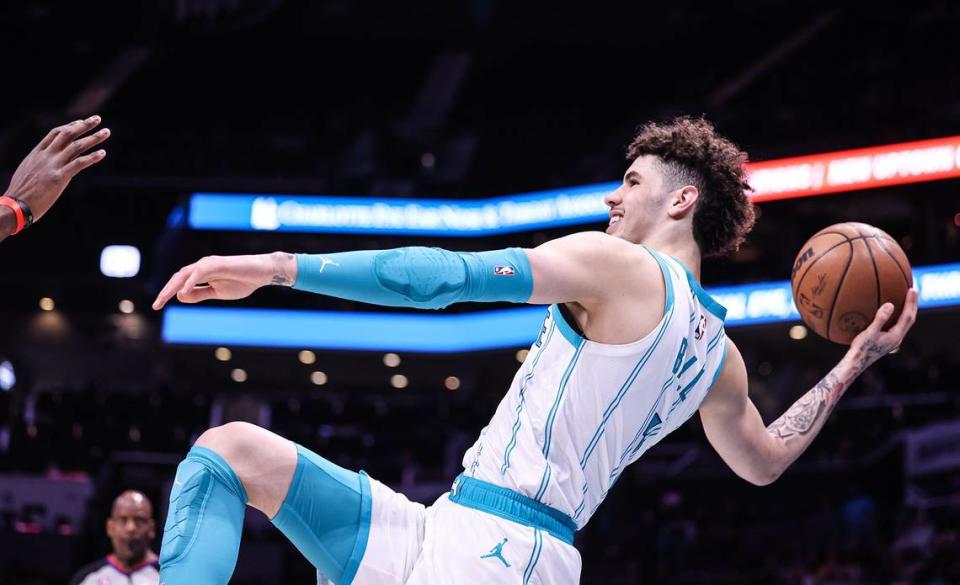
[480,538,511,567]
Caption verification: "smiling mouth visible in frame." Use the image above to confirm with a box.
[609,215,622,226]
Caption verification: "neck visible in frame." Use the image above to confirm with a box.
[639,233,702,280]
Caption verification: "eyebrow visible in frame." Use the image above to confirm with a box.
[623,171,642,183]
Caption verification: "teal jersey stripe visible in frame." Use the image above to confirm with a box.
[573,498,586,519]
[704,341,730,398]
[641,245,676,317]
[707,332,725,354]
[534,464,552,501]
[502,320,556,474]
[578,304,675,469]
[541,339,585,458]
[576,247,677,470]
[523,529,543,585]
[536,337,584,502]
[706,326,725,352]
[620,376,674,462]
[672,367,707,407]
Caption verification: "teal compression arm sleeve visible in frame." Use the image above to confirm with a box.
[292,247,533,309]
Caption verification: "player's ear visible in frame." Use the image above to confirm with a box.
[668,185,699,219]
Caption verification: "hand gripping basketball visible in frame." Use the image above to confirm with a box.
[792,222,912,344]
[848,288,918,370]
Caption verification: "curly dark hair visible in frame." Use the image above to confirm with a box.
[626,116,756,258]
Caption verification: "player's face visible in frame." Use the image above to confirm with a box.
[603,155,670,242]
[106,496,155,564]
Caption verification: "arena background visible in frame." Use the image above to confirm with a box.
[1,1,959,583]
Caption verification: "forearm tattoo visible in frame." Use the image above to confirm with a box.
[270,253,296,286]
[766,372,845,443]
[856,340,889,370]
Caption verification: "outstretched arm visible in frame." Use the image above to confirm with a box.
[699,289,918,485]
[152,231,656,310]
[1,116,109,242]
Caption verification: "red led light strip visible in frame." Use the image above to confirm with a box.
[746,135,960,202]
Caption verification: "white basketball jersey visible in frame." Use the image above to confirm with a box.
[461,246,728,528]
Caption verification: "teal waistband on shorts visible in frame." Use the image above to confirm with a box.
[448,474,576,545]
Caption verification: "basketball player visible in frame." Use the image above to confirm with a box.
[0,115,109,242]
[152,117,918,584]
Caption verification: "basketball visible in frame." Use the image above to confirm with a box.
[791,222,913,344]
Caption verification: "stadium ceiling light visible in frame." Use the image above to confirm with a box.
[444,376,461,391]
[100,245,141,278]
[390,374,408,389]
[383,353,401,367]
[310,371,328,386]
[118,300,135,314]
[39,297,55,311]
[0,360,15,391]
[215,347,232,361]
[788,325,808,340]
[298,350,316,365]
[231,368,247,383]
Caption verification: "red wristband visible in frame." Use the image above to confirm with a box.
[0,195,26,235]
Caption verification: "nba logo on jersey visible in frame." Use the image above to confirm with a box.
[695,314,707,340]
[494,266,515,276]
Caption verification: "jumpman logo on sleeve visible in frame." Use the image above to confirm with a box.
[316,256,340,273]
[480,538,511,567]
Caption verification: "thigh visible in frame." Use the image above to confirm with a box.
[405,495,582,585]
[348,477,428,585]
[275,448,426,585]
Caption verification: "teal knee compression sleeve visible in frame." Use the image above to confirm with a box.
[270,444,372,585]
[293,247,533,309]
[159,446,248,585]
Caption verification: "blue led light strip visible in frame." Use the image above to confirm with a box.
[162,263,960,352]
[163,306,549,353]
[188,184,617,236]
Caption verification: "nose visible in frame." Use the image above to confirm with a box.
[603,187,622,208]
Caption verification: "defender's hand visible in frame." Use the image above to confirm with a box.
[847,288,918,371]
[152,254,284,310]
[6,116,109,220]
